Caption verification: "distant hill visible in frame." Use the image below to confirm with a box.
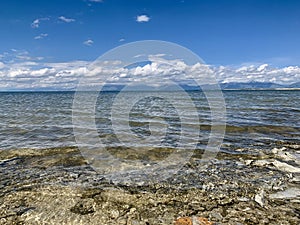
[287,82,300,88]
[180,81,299,91]
[5,81,296,92]
[99,81,300,91]
[220,81,284,90]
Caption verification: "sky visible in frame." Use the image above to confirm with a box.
[1,0,300,90]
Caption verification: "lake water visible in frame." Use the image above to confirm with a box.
[0,90,299,156]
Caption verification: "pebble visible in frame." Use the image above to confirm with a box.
[174,216,213,225]
[254,189,264,207]
[174,217,192,225]
[109,209,120,219]
[1,146,300,224]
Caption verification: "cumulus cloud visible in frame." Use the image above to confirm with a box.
[58,16,75,23]
[34,33,48,40]
[0,62,5,69]
[31,17,49,28]
[0,53,299,91]
[136,15,150,23]
[257,63,268,72]
[0,60,88,90]
[83,39,94,46]
[213,64,300,84]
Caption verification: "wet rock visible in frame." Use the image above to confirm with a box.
[174,217,192,225]
[1,146,300,224]
[269,187,300,199]
[197,217,214,225]
[209,211,223,222]
[174,216,213,225]
[252,159,300,173]
[254,189,265,207]
[271,160,300,173]
[70,199,95,215]
[109,209,120,219]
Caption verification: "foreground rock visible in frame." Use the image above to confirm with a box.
[0,146,299,224]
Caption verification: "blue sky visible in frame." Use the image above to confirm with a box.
[1,0,300,90]
[1,0,300,65]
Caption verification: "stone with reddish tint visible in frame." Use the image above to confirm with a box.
[174,216,213,225]
[174,217,192,225]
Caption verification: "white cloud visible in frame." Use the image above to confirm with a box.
[31,17,49,28]
[0,53,299,91]
[214,64,300,84]
[257,64,268,72]
[0,60,88,90]
[83,39,94,46]
[31,19,40,28]
[119,38,125,42]
[136,15,150,23]
[34,33,48,40]
[58,16,75,23]
[0,62,5,69]
[88,0,103,2]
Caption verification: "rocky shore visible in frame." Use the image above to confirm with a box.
[0,144,299,224]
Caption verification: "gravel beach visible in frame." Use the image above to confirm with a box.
[0,143,299,225]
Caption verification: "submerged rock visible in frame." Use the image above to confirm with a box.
[250,158,300,173]
[269,187,300,200]
[0,146,300,224]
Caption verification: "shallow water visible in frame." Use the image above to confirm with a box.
[0,91,299,224]
[0,90,299,152]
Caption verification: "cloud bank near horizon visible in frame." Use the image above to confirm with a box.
[0,55,299,90]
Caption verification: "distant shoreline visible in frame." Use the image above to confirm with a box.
[222,88,300,91]
[0,88,300,93]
